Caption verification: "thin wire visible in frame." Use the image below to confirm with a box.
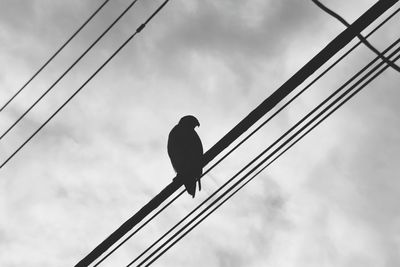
[311,0,400,72]
[86,8,400,265]
[0,0,111,112]
[0,0,140,141]
[142,41,400,267]
[0,0,171,169]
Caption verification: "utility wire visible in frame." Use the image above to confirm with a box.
[311,0,400,72]
[0,0,111,112]
[0,0,171,169]
[0,0,140,141]
[148,50,400,267]
[138,40,400,266]
[141,39,400,267]
[145,51,400,267]
[88,8,400,265]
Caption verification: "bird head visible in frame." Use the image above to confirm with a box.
[179,115,200,129]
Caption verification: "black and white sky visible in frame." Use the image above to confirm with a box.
[0,0,399,266]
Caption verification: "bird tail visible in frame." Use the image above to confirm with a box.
[174,174,196,198]
[174,173,201,198]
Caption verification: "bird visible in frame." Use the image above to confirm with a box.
[168,115,203,198]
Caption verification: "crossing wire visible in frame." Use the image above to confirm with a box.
[0,0,171,169]
[0,0,111,112]
[311,0,400,72]
[139,38,400,267]
[0,0,140,141]
[88,7,400,266]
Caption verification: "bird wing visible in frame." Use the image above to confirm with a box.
[167,126,203,173]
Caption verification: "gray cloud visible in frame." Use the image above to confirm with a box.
[1,0,399,266]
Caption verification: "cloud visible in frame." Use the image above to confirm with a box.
[1,0,399,266]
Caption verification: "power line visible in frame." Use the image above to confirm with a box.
[0,0,111,112]
[0,0,171,171]
[140,39,400,267]
[200,5,400,185]
[145,51,398,263]
[311,0,400,72]
[136,37,400,266]
[0,0,140,141]
[92,7,400,266]
[73,2,398,265]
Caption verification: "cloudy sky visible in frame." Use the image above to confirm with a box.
[0,0,399,266]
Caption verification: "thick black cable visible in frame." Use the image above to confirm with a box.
[134,43,400,266]
[132,36,400,266]
[144,52,398,266]
[0,0,171,169]
[311,0,400,72]
[0,0,111,112]
[139,42,400,267]
[88,8,400,265]
[142,41,400,267]
[0,0,140,141]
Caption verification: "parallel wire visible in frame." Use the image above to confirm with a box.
[311,0,400,72]
[0,0,171,169]
[0,0,140,141]
[90,8,400,265]
[146,51,400,266]
[0,0,111,112]
[141,39,400,267]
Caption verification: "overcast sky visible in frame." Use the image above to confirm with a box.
[0,0,399,266]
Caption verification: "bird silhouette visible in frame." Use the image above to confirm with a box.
[168,115,203,198]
